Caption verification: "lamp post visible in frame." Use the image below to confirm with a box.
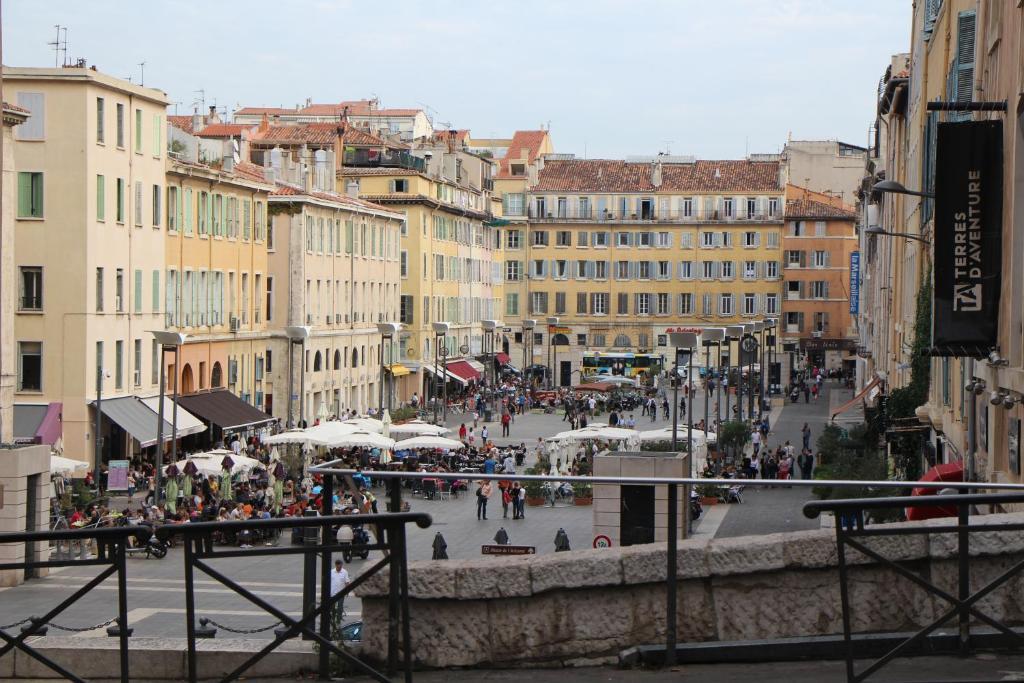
[764,318,776,397]
[739,324,754,421]
[864,224,931,245]
[669,332,698,453]
[151,331,187,505]
[522,319,536,387]
[377,323,401,415]
[724,325,743,424]
[432,322,450,424]
[284,326,310,429]
[701,329,725,439]
[872,179,936,200]
[94,364,107,493]
[481,320,499,419]
[754,321,766,415]
[546,316,559,390]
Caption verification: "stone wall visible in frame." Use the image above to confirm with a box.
[356,512,1024,668]
[0,445,51,587]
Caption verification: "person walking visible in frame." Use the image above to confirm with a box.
[802,423,812,451]
[798,449,814,479]
[330,559,350,619]
[517,483,526,519]
[501,411,511,437]
[476,480,492,520]
[511,483,522,519]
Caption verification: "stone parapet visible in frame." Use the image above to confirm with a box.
[357,512,1024,668]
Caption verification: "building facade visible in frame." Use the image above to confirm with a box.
[8,66,169,464]
[506,155,785,385]
[1,102,29,443]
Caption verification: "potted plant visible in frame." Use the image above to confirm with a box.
[524,467,546,506]
[695,482,721,505]
[572,482,593,505]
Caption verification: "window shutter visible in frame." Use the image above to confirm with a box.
[955,12,976,105]
[586,261,596,279]
[577,292,587,314]
[152,270,160,312]
[134,181,143,225]
[824,282,830,298]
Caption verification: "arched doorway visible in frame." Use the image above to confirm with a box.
[314,351,323,372]
[210,362,223,388]
[501,335,510,355]
[552,334,571,387]
[333,350,341,370]
[613,334,631,348]
[181,364,195,394]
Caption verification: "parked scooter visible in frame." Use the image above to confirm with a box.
[689,490,703,521]
[118,521,168,559]
[342,524,371,563]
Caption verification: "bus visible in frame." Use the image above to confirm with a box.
[581,352,665,385]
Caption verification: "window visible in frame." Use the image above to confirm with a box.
[505,293,519,316]
[720,260,734,279]
[18,342,41,391]
[116,178,125,223]
[766,261,779,279]
[152,270,160,313]
[134,269,143,313]
[17,172,43,218]
[390,179,408,192]
[636,293,651,315]
[503,193,525,216]
[20,267,42,310]
[400,250,408,278]
[617,292,629,314]
[769,197,779,216]
[530,259,547,279]
[400,295,414,324]
[813,312,829,333]
[115,340,124,389]
[133,181,143,226]
[815,221,826,236]
[720,231,732,247]
[554,292,566,314]
[766,231,780,248]
[557,197,568,217]
[133,339,142,386]
[723,197,734,217]
[151,340,159,385]
[134,108,143,153]
[152,114,161,156]
[701,261,716,279]
[534,196,546,216]
[95,175,105,221]
[655,232,670,247]
[14,92,44,140]
[683,197,693,217]
[556,230,572,246]
[701,231,716,248]
[576,292,588,314]
[637,231,653,248]
[786,250,804,267]
[616,231,631,247]
[657,261,671,280]
[594,260,607,279]
[789,221,804,236]
[577,333,588,346]
[506,230,521,249]
[656,293,669,315]
[637,261,651,280]
[579,197,591,218]
[166,186,178,230]
[115,268,124,312]
[593,333,606,347]
[746,197,756,218]
[615,260,630,280]
[811,281,829,299]
[813,250,829,267]
[152,185,162,227]
[743,293,757,315]
[787,281,804,299]
[530,292,548,314]
[593,231,608,247]
[95,268,104,312]
[532,230,549,247]
[765,293,778,315]
[96,97,105,143]
[744,231,758,247]
[116,103,124,147]
[505,261,521,281]
[592,293,608,315]
[678,292,693,315]
[578,231,589,247]
[719,293,734,315]
[678,261,693,280]
[741,260,755,279]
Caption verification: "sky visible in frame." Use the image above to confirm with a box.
[3,0,911,159]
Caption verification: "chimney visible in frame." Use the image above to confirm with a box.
[192,109,203,134]
[208,105,221,124]
[346,180,360,198]
[651,161,663,188]
[259,112,270,134]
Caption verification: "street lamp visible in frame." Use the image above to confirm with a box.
[764,319,777,396]
[284,326,310,429]
[94,364,110,494]
[740,324,755,421]
[724,325,743,423]
[481,320,499,419]
[701,328,725,440]
[751,322,765,419]
[865,224,931,244]
[151,331,187,505]
[522,319,536,386]
[432,322,451,424]
[872,179,936,199]
[377,323,401,415]
[546,316,559,390]
[669,332,698,454]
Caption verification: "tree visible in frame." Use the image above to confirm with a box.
[718,421,751,462]
[886,272,932,481]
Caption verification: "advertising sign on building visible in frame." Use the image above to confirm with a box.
[849,251,860,314]
[933,120,1003,357]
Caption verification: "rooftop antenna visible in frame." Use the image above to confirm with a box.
[171,100,182,115]
[662,139,674,155]
[192,89,206,113]
[137,61,146,86]
[48,25,68,67]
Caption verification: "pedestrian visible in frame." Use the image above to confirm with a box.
[609,410,619,427]
[468,428,476,447]
[501,411,511,437]
[803,385,811,403]
[798,449,814,479]
[459,423,468,442]
[662,397,670,419]
[502,451,515,474]
[500,482,512,518]
[511,483,522,519]
[517,483,526,519]
[476,480,492,520]
[330,559,350,619]
[483,451,496,474]
[481,424,489,443]
[751,428,762,455]
[802,423,811,451]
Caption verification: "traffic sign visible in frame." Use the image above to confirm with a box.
[481,544,535,556]
[593,535,612,548]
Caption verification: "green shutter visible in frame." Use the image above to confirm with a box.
[134,270,143,313]
[18,172,32,217]
[152,270,160,313]
[96,175,105,220]
[135,109,142,152]
[152,114,161,156]
[955,11,976,105]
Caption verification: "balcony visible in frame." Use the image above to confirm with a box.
[19,296,42,311]
[342,148,426,173]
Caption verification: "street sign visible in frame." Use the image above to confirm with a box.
[481,544,535,556]
[741,334,758,353]
[593,535,612,548]
[459,344,470,354]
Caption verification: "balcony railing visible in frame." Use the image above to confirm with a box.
[342,148,426,173]
[528,206,782,223]
[20,296,42,311]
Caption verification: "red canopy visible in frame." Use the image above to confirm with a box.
[496,352,510,365]
[906,461,963,521]
[574,382,616,392]
[446,360,480,382]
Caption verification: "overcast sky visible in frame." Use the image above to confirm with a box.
[4,0,911,159]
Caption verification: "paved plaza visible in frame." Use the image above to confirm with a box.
[0,383,848,640]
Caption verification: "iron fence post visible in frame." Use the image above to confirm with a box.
[958,499,970,655]
[116,540,130,683]
[398,519,413,682]
[184,537,198,683]
[387,478,402,676]
[666,483,678,666]
[319,474,334,679]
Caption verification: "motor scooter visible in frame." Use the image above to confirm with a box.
[118,521,169,559]
[341,524,371,562]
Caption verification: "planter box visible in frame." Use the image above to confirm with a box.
[526,496,546,507]
[573,497,593,506]
[700,496,719,505]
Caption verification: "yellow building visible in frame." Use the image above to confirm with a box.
[8,66,170,466]
[162,149,277,442]
[512,156,784,385]
[339,142,502,401]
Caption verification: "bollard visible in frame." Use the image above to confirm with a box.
[554,527,571,551]
[494,527,509,545]
[431,532,449,560]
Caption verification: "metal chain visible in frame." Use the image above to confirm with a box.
[0,618,32,630]
[46,617,119,632]
[199,617,282,634]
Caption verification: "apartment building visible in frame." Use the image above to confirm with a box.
[7,66,170,464]
[233,98,432,142]
[1,102,29,443]
[781,139,868,207]
[780,185,859,378]
[511,155,784,385]
[339,141,502,400]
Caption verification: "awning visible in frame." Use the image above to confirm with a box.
[831,377,882,421]
[495,352,510,365]
[422,363,468,386]
[446,360,481,382]
[139,397,208,438]
[176,390,275,432]
[90,396,174,448]
[388,363,411,377]
[36,403,62,445]
[465,359,486,373]
[13,404,47,444]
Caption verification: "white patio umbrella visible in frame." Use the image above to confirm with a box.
[329,430,395,450]
[341,417,384,433]
[164,457,222,478]
[263,429,312,446]
[395,436,465,450]
[50,455,88,476]
[381,409,392,440]
[599,376,638,387]
[388,422,451,436]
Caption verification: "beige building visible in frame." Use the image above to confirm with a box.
[781,139,868,207]
[2,102,29,443]
[8,67,170,467]
[234,99,433,142]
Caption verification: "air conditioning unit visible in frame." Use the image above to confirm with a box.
[230,316,239,332]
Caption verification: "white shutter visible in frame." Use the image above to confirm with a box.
[134,181,143,225]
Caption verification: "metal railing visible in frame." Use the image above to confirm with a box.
[0,524,148,682]
[805,492,1024,683]
[527,207,783,223]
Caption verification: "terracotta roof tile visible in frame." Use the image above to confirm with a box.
[533,158,781,193]
[784,198,858,220]
[235,106,296,116]
[196,123,254,138]
[497,130,548,179]
[168,115,195,134]
[231,161,271,184]
[270,183,400,215]
[250,122,402,148]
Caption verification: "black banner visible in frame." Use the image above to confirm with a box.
[932,120,1003,357]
